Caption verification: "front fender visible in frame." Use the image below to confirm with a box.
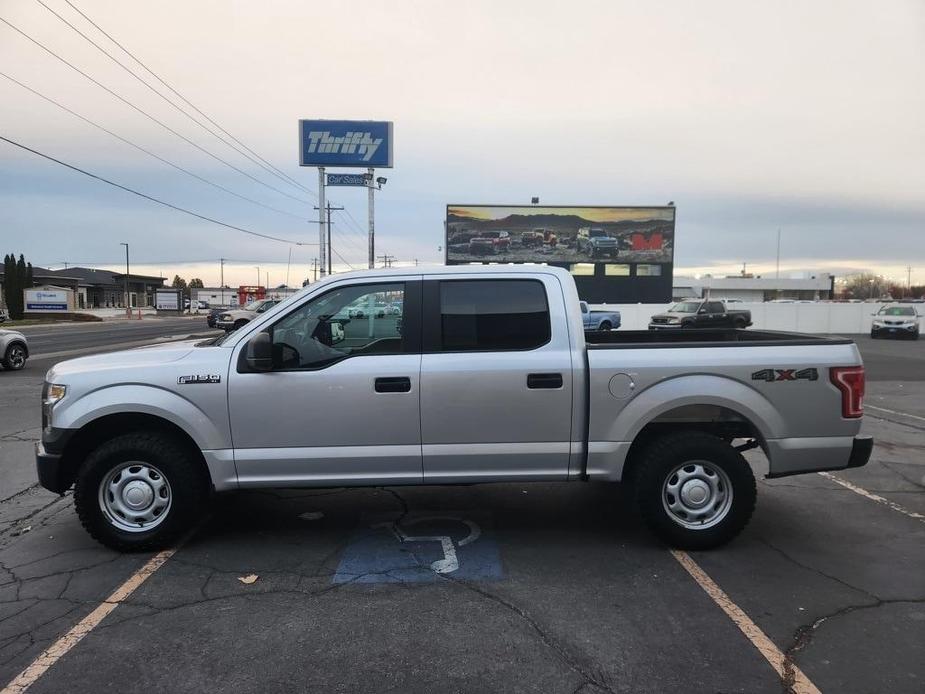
[53,383,228,451]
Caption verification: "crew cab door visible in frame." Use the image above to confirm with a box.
[419,275,574,482]
[228,279,423,486]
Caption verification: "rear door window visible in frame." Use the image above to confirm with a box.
[437,280,550,352]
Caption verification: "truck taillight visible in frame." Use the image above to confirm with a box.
[830,366,865,418]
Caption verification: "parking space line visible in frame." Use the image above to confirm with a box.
[819,472,925,523]
[669,550,821,694]
[1,548,176,694]
[866,404,925,423]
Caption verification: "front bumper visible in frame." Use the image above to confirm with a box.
[766,435,873,479]
[648,323,680,330]
[871,324,918,337]
[35,440,70,494]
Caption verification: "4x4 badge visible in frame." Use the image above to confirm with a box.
[178,374,221,384]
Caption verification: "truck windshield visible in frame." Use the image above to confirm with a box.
[668,302,701,313]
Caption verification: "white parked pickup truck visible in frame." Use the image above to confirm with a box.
[37,266,871,552]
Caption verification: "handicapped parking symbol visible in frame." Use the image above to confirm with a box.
[333,513,503,584]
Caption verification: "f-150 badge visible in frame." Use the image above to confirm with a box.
[178,374,221,384]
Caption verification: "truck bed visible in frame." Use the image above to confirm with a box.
[586,329,853,348]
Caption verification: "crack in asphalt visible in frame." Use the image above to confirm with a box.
[761,536,925,693]
[781,598,925,693]
[0,484,42,506]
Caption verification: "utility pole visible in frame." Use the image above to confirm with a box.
[255,266,260,287]
[908,266,913,296]
[311,258,318,283]
[318,167,326,278]
[377,254,395,268]
[775,228,781,300]
[285,247,292,289]
[368,167,375,269]
[315,202,344,275]
[119,243,130,318]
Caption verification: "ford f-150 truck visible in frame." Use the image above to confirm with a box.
[36,266,870,552]
[649,299,752,330]
[580,301,621,331]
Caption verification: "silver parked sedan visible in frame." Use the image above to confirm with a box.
[0,328,29,370]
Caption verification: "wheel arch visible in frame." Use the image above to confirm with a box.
[58,412,211,493]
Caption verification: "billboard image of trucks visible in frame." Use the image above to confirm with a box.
[446,205,675,265]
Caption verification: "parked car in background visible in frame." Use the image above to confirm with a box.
[871,305,920,339]
[576,227,619,258]
[580,301,621,331]
[0,328,28,370]
[207,306,235,328]
[215,298,280,332]
[649,299,752,330]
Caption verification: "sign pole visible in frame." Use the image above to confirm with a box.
[368,167,375,269]
[318,166,326,278]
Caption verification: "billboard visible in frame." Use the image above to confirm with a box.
[299,120,393,168]
[445,205,675,265]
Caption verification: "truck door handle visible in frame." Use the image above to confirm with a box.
[375,377,411,393]
[527,373,563,389]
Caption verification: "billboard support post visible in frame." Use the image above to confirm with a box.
[318,167,326,278]
[368,167,375,269]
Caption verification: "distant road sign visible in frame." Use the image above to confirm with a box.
[326,173,368,187]
[299,120,393,168]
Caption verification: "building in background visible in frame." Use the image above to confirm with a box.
[46,267,166,308]
[445,205,675,303]
[672,274,835,301]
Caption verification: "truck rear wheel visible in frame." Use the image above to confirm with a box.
[599,320,612,331]
[74,432,209,552]
[634,431,756,550]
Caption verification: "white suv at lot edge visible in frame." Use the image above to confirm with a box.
[215,299,281,332]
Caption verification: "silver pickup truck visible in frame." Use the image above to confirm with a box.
[36,266,870,552]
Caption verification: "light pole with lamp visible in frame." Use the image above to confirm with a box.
[119,243,130,318]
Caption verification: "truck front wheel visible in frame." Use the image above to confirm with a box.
[74,432,209,552]
[634,432,756,550]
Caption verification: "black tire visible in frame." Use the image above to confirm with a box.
[233,319,248,331]
[733,318,747,330]
[2,342,27,370]
[633,431,756,550]
[598,320,612,331]
[74,432,209,552]
[870,331,878,339]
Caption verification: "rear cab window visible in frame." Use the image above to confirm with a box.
[428,279,551,352]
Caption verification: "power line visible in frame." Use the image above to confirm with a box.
[33,0,311,200]
[0,14,310,205]
[0,134,315,246]
[61,0,316,200]
[0,70,307,221]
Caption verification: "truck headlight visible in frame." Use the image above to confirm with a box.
[42,383,67,432]
[872,320,883,327]
[667,317,680,323]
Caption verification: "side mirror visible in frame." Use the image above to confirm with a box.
[246,331,273,372]
[329,322,345,345]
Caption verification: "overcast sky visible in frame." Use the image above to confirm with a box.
[1,0,923,287]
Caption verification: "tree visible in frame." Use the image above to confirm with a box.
[2,254,32,319]
[189,278,204,288]
[841,273,891,300]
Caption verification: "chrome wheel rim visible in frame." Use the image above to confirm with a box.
[98,462,172,532]
[7,346,25,369]
[662,460,733,529]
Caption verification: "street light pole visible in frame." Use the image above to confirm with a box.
[255,266,260,288]
[120,243,130,318]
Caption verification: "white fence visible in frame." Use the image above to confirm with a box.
[591,302,922,334]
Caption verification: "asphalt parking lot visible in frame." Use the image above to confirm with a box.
[1,332,923,693]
